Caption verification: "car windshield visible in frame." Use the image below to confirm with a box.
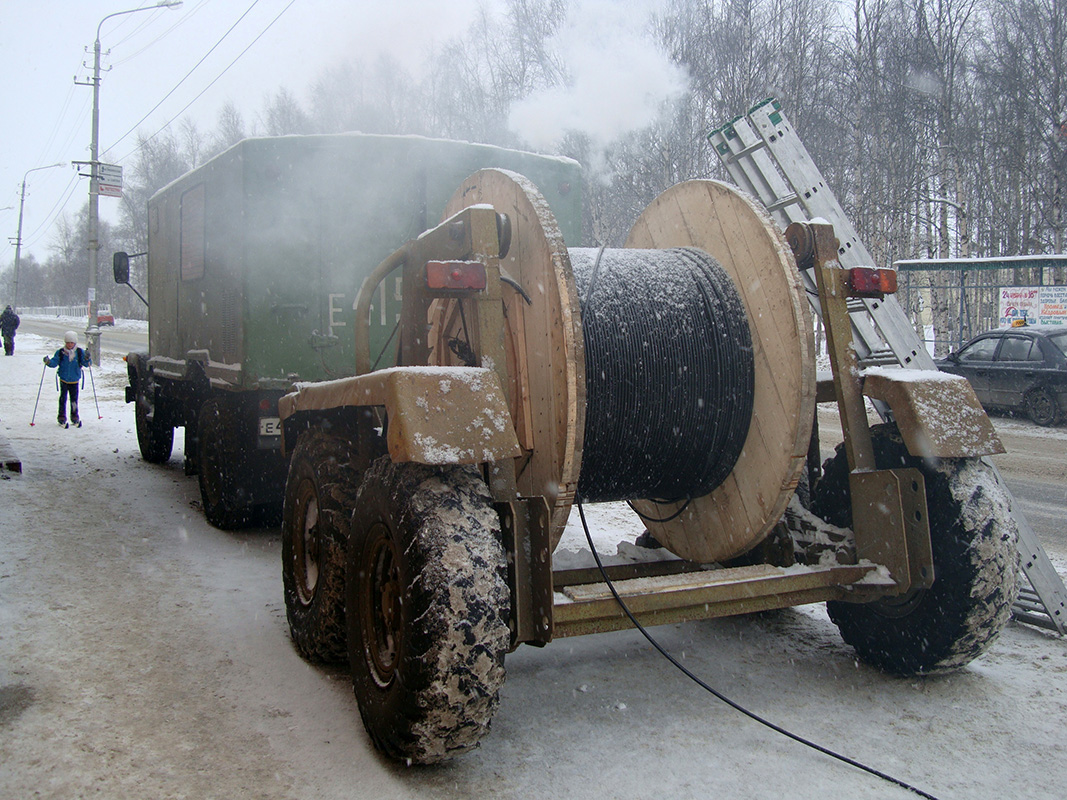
[1047,331,1067,357]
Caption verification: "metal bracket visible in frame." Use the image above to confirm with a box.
[498,497,554,649]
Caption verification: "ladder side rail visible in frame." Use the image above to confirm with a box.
[710,120,803,229]
[988,460,1067,634]
[747,105,877,269]
[743,105,936,371]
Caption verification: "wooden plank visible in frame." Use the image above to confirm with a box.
[552,563,880,638]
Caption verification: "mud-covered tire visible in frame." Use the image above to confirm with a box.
[197,398,248,530]
[812,424,1019,676]
[134,378,173,464]
[281,428,362,663]
[346,457,510,764]
[1025,387,1059,427]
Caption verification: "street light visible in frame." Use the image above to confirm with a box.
[83,0,182,363]
[11,163,66,313]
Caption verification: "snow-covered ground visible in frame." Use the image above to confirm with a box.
[2,329,1066,800]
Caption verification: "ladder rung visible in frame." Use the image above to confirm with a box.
[723,139,768,162]
[766,194,801,213]
[858,350,900,367]
[1012,610,1061,632]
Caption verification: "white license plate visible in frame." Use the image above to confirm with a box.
[259,417,282,436]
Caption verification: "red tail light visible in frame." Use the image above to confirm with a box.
[848,267,897,297]
[426,260,487,291]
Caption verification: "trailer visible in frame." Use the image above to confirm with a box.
[275,166,1018,764]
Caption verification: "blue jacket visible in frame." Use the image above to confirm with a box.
[46,347,91,383]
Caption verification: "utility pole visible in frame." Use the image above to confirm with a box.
[78,1,182,365]
[12,163,65,313]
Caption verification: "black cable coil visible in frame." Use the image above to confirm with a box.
[570,247,755,503]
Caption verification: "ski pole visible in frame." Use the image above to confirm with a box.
[30,363,47,426]
[88,365,102,420]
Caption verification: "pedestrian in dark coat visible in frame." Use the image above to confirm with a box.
[0,305,19,355]
[44,331,92,428]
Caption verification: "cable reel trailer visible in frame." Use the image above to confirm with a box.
[277,169,1018,764]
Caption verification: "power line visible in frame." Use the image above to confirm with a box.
[117,0,297,162]
[112,0,213,67]
[22,175,82,250]
[108,2,170,49]
[106,0,264,154]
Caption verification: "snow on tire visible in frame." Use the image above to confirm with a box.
[281,428,363,663]
[346,456,510,765]
[812,424,1019,676]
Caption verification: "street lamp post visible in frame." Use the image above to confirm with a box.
[83,1,182,364]
[12,163,65,313]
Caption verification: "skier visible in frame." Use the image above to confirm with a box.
[0,304,19,355]
[44,331,92,428]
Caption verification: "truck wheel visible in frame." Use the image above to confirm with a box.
[281,429,362,663]
[1024,387,1059,426]
[346,457,510,764]
[812,424,1018,675]
[135,381,173,463]
[197,398,248,529]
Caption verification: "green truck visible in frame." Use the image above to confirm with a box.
[115,133,581,528]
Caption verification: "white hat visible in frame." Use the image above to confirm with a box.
[64,331,78,344]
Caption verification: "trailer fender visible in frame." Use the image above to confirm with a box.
[861,368,1004,458]
[279,367,521,466]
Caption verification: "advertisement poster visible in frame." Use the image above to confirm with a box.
[999,287,1040,326]
[1038,285,1067,325]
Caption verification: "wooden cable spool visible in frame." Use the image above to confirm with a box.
[432,171,814,562]
[433,169,586,546]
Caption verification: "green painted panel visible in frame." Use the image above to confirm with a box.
[147,134,582,387]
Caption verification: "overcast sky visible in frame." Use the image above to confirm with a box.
[1,0,685,281]
[0,0,486,268]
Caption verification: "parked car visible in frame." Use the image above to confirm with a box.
[936,324,1067,426]
[96,305,115,326]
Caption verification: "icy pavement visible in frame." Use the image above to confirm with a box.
[1,332,1065,800]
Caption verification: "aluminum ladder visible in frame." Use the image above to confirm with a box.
[709,98,1066,634]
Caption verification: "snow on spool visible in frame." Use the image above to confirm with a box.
[438,170,814,562]
[569,246,754,504]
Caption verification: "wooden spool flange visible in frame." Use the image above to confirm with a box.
[625,180,816,563]
[433,169,586,547]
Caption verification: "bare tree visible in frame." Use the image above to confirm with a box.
[261,87,311,136]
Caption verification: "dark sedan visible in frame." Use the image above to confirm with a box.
[936,324,1067,425]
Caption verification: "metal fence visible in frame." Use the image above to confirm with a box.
[895,256,1067,354]
[18,306,89,318]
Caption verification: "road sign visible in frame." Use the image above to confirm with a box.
[98,163,123,198]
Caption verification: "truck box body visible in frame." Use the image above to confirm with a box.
[146,134,582,388]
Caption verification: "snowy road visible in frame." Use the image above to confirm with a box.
[2,330,1066,800]
[18,316,148,356]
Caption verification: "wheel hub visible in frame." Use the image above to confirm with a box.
[293,480,320,605]
[361,523,402,687]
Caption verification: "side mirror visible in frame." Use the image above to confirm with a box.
[113,251,130,284]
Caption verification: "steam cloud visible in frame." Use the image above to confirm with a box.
[508,0,688,151]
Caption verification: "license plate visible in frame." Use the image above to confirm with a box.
[259,417,282,436]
